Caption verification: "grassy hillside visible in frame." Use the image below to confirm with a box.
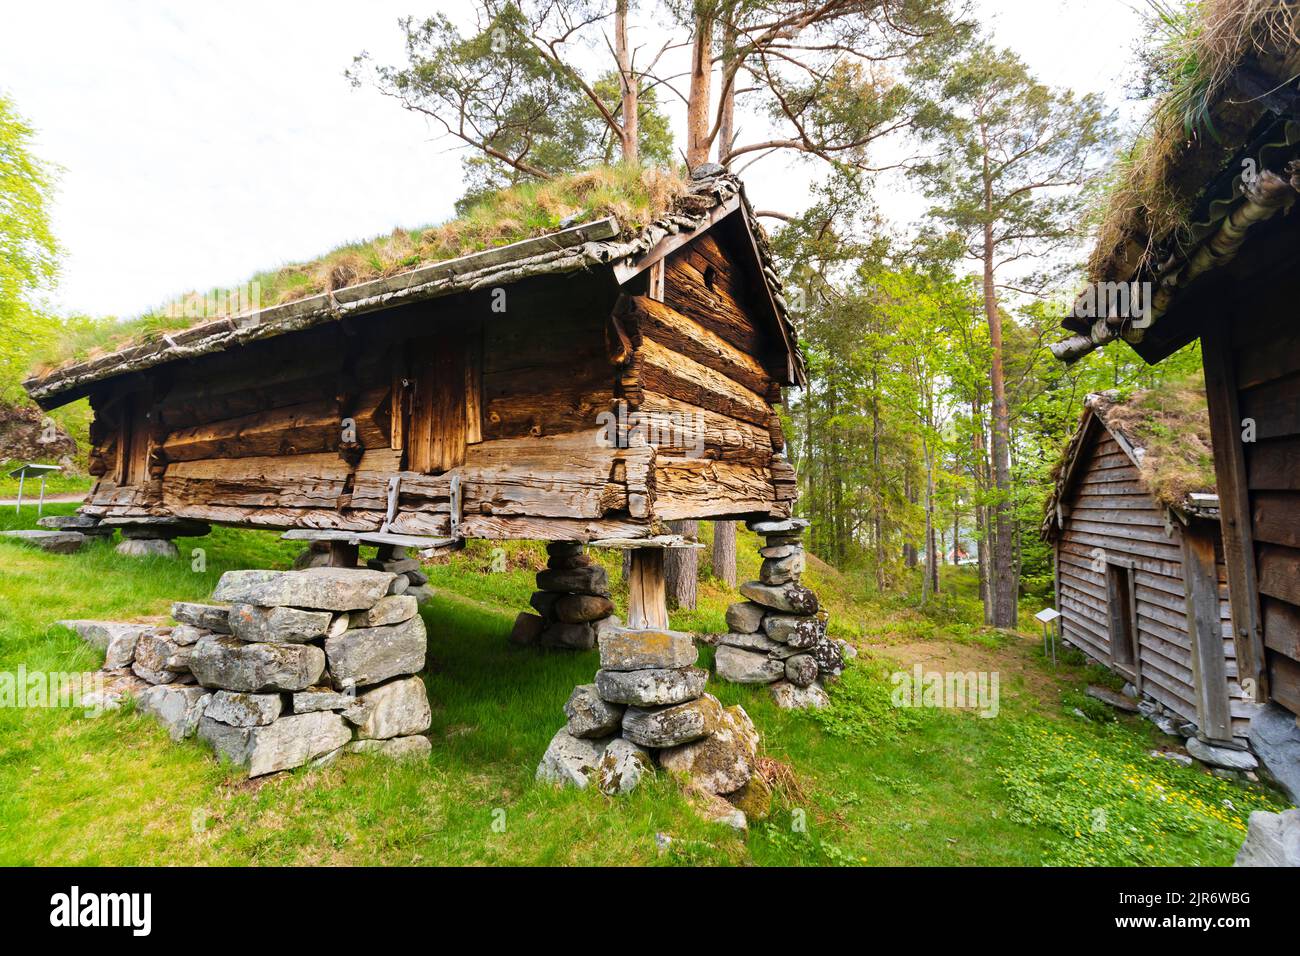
[0,507,1284,866]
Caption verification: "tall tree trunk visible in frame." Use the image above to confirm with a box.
[982,188,1017,628]
[717,19,737,164]
[711,519,736,588]
[871,369,884,590]
[665,519,699,610]
[614,0,638,164]
[903,470,917,569]
[685,10,714,168]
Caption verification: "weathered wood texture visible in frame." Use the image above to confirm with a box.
[1055,427,1245,739]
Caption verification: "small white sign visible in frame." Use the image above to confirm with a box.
[1034,608,1061,623]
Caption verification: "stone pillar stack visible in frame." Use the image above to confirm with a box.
[367,545,434,605]
[510,542,618,650]
[62,567,435,776]
[106,517,211,559]
[714,518,849,709]
[537,620,766,827]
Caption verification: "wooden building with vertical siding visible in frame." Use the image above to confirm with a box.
[1045,391,1250,744]
[1050,15,1300,732]
[21,171,804,556]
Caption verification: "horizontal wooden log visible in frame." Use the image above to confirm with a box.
[163,453,350,509]
[636,390,772,465]
[628,295,772,396]
[634,338,772,428]
[653,457,776,520]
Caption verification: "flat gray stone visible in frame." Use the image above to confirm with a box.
[348,676,432,740]
[770,680,830,710]
[564,684,625,738]
[199,711,352,778]
[293,686,356,714]
[116,538,179,558]
[205,690,284,727]
[171,602,232,633]
[349,594,418,628]
[106,516,210,538]
[59,620,150,652]
[541,620,595,650]
[622,694,723,749]
[716,631,785,655]
[740,581,818,615]
[228,604,333,644]
[536,728,610,789]
[758,544,800,560]
[1,529,85,553]
[1248,702,1300,804]
[598,628,697,671]
[168,624,209,646]
[213,567,396,611]
[535,565,609,596]
[746,518,808,534]
[1235,809,1300,867]
[346,735,431,762]
[137,684,211,741]
[724,601,767,634]
[133,632,193,683]
[1187,736,1258,771]
[189,635,326,692]
[596,738,653,795]
[1086,684,1140,713]
[759,553,804,585]
[324,615,427,689]
[595,666,708,706]
[714,645,784,684]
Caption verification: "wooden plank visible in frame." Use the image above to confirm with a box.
[653,457,776,520]
[1246,436,1300,490]
[1181,523,1234,741]
[628,295,772,396]
[638,390,773,465]
[1238,371,1300,441]
[1253,491,1300,547]
[1201,318,1267,701]
[1262,596,1300,661]
[626,548,668,629]
[633,338,772,427]
[1258,545,1300,606]
[1268,651,1300,714]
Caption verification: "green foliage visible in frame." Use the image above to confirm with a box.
[806,661,933,745]
[998,719,1286,865]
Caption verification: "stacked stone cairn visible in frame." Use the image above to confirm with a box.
[536,570,767,828]
[107,516,211,559]
[510,542,619,650]
[714,518,851,709]
[62,566,433,776]
[366,545,435,606]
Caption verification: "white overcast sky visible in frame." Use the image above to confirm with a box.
[0,0,1150,319]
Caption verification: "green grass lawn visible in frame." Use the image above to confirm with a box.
[0,505,1286,865]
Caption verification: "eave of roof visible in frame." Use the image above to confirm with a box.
[25,171,807,407]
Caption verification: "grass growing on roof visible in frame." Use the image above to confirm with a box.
[32,164,687,374]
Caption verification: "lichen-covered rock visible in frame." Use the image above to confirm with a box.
[348,676,432,740]
[536,728,610,789]
[535,565,609,596]
[346,735,432,762]
[58,620,149,653]
[204,690,283,727]
[762,613,824,647]
[598,628,697,671]
[740,581,818,615]
[759,553,804,585]
[770,679,830,710]
[0,529,86,553]
[213,567,396,611]
[132,632,193,684]
[595,666,708,706]
[349,594,418,628]
[784,653,819,688]
[622,694,723,749]
[529,591,561,620]
[564,684,625,738]
[596,738,653,795]
[714,645,784,684]
[171,602,231,633]
[555,594,615,624]
[137,684,211,741]
[324,615,426,689]
[724,601,767,634]
[509,612,546,646]
[716,631,784,655]
[293,686,355,713]
[726,772,773,821]
[199,711,352,778]
[658,705,758,795]
[758,544,800,560]
[747,518,809,535]
[228,604,333,644]
[1234,809,1300,866]
[104,626,144,669]
[169,624,208,646]
[809,636,845,676]
[189,635,326,692]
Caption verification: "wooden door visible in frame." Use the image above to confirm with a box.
[406,323,482,474]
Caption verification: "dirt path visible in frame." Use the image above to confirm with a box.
[0,493,86,506]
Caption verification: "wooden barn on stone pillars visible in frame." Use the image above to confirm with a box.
[1043,390,1250,745]
[1050,12,1300,793]
[23,168,805,631]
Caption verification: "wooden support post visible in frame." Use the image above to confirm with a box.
[626,547,668,629]
[327,540,359,569]
[1181,522,1234,742]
